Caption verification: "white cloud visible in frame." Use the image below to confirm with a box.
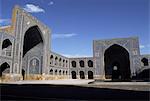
[62,54,92,58]
[23,4,45,13]
[140,44,150,49]
[0,19,11,26]
[140,45,145,49]
[0,19,10,23]
[52,33,77,39]
[48,1,54,5]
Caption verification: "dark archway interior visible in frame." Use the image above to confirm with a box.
[112,62,121,80]
[88,71,93,79]
[55,57,58,65]
[59,70,61,75]
[71,71,76,79]
[22,69,25,80]
[72,61,76,67]
[50,69,53,75]
[23,26,43,57]
[2,39,12,49]
[141,58,148,66]
[88,60,93,67]
[55,70,57,75]
[137,69,150,81]
[80,71,85,79]
[104,44,131,81]
[0,62,10,77]
[80,61,84,67]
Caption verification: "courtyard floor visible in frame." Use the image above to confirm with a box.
[1,79,150,91]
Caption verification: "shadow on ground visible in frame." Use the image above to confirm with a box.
[0,84,149,100]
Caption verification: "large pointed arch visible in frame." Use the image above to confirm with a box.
[104,44,131,81]
[23,25,43,57]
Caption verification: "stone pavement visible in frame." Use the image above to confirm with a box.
[84,81,150,91]
[2,79,94,85]
[1,79,150,91]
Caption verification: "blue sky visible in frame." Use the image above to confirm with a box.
[0,0,149,57]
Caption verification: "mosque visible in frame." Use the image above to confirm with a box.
[0,6,149,82]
